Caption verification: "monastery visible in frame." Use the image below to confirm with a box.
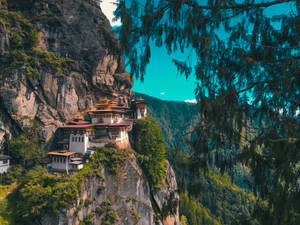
[46,97,147,174]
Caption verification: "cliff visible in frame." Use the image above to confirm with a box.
[0,1,180,224]
[0,0,133,149]
[41,156,179,225]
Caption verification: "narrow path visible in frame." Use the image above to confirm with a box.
[0,192,11,201]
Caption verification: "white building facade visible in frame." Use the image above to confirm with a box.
[0,155,10,174]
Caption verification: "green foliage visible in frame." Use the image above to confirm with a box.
[117,1,300,224]
[172,151,255,225]
[131,116,166,189]
[130,207,140,223]
[80,212,95,225]
[97,185,105,195]
[0,165,23,185]
[93,144,128,175]
[8,166,81,224]
[24,29,38,49]
[6,145,127,224]
[181,215,189,225]
[125,196,137,203]
[135,93,199,152]
[161,191,179,219]
[0,8,73,80]
[95,200,117,225]
[180,192,221,225]
[0,198,13,225]
[142,93,258,224]
[8,120,44,169]
[0,183,16,199]
[84,198,93,207]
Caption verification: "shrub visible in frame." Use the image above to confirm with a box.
[93,144,127,175]
[7,145,124,224]
[80,212,95,225]
[131,116,166,189]
[95,200,117,225]
[0,165,23,185]
[84,198,93,207]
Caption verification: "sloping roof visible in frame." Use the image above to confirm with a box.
[60,123,130,129]
[88,109,124,113]
[0,155,11,160]
[47,151,75,156]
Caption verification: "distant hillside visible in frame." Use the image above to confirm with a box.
[135,93,199,151]
[136,92,255,225]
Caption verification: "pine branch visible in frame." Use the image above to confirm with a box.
[182,0,294,10]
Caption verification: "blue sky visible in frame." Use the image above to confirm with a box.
[100,0,297,102]
[101,0,198,102]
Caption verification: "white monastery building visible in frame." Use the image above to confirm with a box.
[47,97,147,173]
[0,154,11,174]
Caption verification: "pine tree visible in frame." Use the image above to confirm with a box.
[116,0,300,224]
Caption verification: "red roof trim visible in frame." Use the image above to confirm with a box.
[60,123,130,128]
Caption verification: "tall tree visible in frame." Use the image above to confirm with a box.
[116,0,300,224]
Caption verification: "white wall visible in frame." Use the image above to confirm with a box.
[88,141,106,148]
[137,108,147,119]
[48,159,69,171]
[69,134,89,154]
[92,117,100,124]
[70,164,84,170]
[103,117,113,123]
[137,108,141,119]
[0,159,9,174]
[116,131,126,141]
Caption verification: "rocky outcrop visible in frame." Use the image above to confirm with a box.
[0,0,133,149]
[154,162,180,225]
[0,1,181,224]
[41,155,180,225]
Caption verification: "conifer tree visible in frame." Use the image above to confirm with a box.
[116,0,300,224]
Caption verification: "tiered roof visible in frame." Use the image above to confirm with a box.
[60,97,131,129]
[134,97,148,105]
[87,97,128,114]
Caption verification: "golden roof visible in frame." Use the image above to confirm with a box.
[48,151,75,156]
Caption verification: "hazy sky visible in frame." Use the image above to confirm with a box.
[100,0,297,102]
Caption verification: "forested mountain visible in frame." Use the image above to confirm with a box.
[138,92,255,225]
[0,1,180,224]
[135,93,199,151]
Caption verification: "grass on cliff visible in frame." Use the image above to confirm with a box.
[0,8,74,80]
[6,145,128,225]
[0,184,16,225]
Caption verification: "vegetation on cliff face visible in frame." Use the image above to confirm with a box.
[0,6,72,80]
[8,120,44,169]
[131,116,167,189]
[4,145,127,225]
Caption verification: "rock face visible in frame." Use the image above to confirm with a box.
[0,1,180,224]
[0,0,133,149]
[42,155,180,225]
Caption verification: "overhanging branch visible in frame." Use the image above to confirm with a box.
[182,0,294,10]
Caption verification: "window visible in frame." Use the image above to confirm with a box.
[82,137,84,142]
[75,137,77,142]
[72,137,74,142]
[3,160,8,164]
